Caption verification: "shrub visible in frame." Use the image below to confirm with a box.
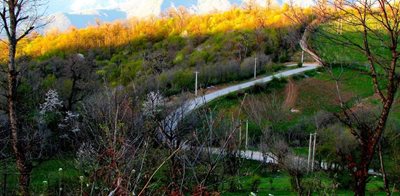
[265,77,287,91]
[173,52,185,65]
[275,51,289,63]
[189,50,211,67]
[172,69,194,91]
[335,172,353,190]
[297,62,303,67]
[250,175,261,192]
[248,82,268,94]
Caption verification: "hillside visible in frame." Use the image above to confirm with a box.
[10,6,311,96]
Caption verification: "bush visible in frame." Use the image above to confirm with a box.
[240,57,257,79]
[189,50,213,67]
[265,63,283,74]
[248,82,268,94]
[335,172,354,190]
[173,52,185,65]
[297,62,303,67]
[226,91,244,100]
[275,51,289,63]
[172,69,194,91]
[200,60,241,86]
[250,175,261,192]
[265,77,287,91]
[304,70,318,77]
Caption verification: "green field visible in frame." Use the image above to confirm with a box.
[1,158,80,194]
[194,65,399,195]
[2,157,390,195]
[203,66,377,135]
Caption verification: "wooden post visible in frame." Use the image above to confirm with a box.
[254,57,257,79]
[239,120,242,147]
[209,111,213,147]
[245,120,249,150]
[195,71,199,96]
[307,133,312,172]
[311,133,317,171]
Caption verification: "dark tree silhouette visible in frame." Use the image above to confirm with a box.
[0,0,46,195]
[300,0,400,195]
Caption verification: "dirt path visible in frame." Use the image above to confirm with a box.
[284,79,299,109]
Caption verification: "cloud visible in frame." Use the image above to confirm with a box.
[67,0,315,19]
[242,0,279,7]
[192,0,232,14]
[69,0,163,18]
[120,0,163,18]
[70,0,105,12]
[46,13,72,32]
[282,0,314,7]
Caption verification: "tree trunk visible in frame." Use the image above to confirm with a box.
[378,143,390,196]
[353,141,372,196]
[1,1,42,195]
[7,40,31,196]
[294,174,303,196]
[354,168,368,196]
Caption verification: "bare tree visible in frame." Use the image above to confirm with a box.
[260,128,308,195]
[77,88,157,195]
[0,0,46,194]
[63,54,97,111]
[300,0,400,194]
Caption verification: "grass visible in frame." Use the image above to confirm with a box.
[1,154,395,195]
[310,23,394,65]
[203,66,373,136]
[314,66,374,98]
[220,160,391,196]
[194,66,398,195]
[293,147,309,156]
[0,157,79,194]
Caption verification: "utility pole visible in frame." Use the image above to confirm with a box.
[209,111,213,147]
[239,120,242,147]
[307,133,312,172]
[254,57,257,79]
[245,120,249,150]
[195,71,199,96]
[311,132,317,171]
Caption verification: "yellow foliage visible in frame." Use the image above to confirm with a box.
[7,6,308,59]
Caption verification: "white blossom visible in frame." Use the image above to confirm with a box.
[76,143,98,172]
[59,111,80,133]
[40,89,63,114]
[142,91,164,117]
[64,111,79,121]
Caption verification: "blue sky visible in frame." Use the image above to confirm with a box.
[45,0,288,15]
[47,0,71,14]
[45,0,200,15]
[43,0,313,31]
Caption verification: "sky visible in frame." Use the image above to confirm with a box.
[46,0,234,16]
[46,0,314,17]
[43,0,314,31]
